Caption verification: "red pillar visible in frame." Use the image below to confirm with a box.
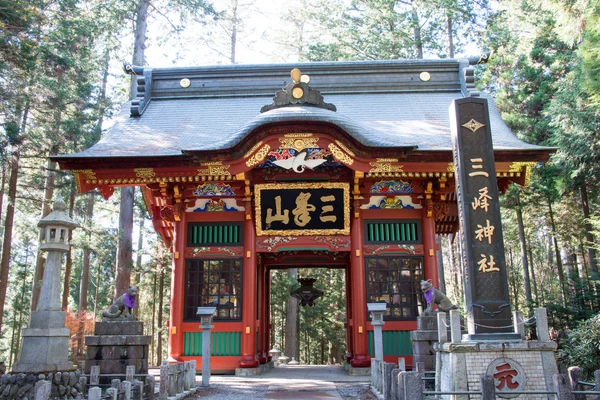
[345,263,353,363]
[350,213,370,367]
[257,262,267,364]
[421,211,439,286]
[240,216,259,368]
[168,220,185,361]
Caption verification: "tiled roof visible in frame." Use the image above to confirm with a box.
[56,59,552,160]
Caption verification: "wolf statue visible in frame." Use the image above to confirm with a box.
[102,286,138,320]
[420,280,458,313]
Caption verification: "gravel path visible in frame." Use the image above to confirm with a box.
[192,381,375,399]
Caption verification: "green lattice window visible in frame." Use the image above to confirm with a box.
[364,221,421,244]
[368,330,413,356]
[187,223,242,246]
[183,331,241,356]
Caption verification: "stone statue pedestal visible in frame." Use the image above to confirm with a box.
[12,310,74,373]
[84,320,150,374]
[434,308,559,399]
[410,312,450,371]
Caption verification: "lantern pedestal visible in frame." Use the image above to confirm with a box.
[12,197,78,374]
[12,310,73,373]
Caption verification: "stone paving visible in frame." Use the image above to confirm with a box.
[193,365,374,400]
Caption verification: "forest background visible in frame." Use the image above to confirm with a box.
[1,0,600,377]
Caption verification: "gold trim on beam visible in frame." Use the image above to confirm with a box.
[509,161,537,186]
[328,143,354,165]
[246,144,271,167]
[279,137,319,151]
[283,133,313,138]
[369,161,403,173]
[243,141,264,159]
[134,168,155,179]
[365,172,454,179]
[335,140,355,157]
[197,163,231,176]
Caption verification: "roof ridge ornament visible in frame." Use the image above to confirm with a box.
[123,62,152,117]
[260,68,336,113]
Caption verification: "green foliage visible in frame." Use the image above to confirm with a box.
[270,268,346,364]
[305,0,489,61]
[558,312,600,379]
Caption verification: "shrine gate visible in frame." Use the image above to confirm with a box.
[54,58,552,372]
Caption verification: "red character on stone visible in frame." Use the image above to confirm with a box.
[493,363,519,390]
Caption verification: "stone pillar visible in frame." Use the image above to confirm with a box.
[367,303,386,362]
[13,198,76,373]
[197,307,216,386]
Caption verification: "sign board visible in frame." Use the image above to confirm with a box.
[450,97,515,337]
[255,182,350,236]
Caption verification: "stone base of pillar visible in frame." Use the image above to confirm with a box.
[235,367,262,376]
[411,312,449,371]
[12,310,74,373]
[348,366,371,376]
[435,339,558,399]
[84,320,150,374]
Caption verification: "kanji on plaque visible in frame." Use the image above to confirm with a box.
[475,219,495,244]
[478,254,499,273]
[256,182,350,236]
[292,192,316,227]
[469,158,489,177]
[472,187,492,212]
[266,196,290,225]
[493,363,519,390]
[319,195,337,223]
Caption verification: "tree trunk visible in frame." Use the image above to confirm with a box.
[547,197,567,307]
[93,260,102,316]
[62,187,76,310]
[508,247,519,312]
[135,215,144,284]
[157,270,165,365]
[0,162,6,234]
[117,0,149,299]
[151,272,157,365]
[411,9,423,59]
[580,180,599,305]
[435,235,445,293]
[285,268,298,360]
[13,268,28,364]
[515,191,533,314]
[0,149,21,331]
[129,0,149,97]
[230,0,238,64]
[446,14,454,58]
[77,192,94,355]
[115,187,135,298]
[30,157,57,312]
[527,237,539,303]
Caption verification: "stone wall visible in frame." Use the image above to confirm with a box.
[0,371,85,400]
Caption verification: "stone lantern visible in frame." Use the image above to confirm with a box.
[13,197,77,373]
[367,303,387,362]
[197,306,216,386]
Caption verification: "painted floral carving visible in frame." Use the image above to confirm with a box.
[370,180,413,194]
[193,182,235,197]
[361,196,421,210]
